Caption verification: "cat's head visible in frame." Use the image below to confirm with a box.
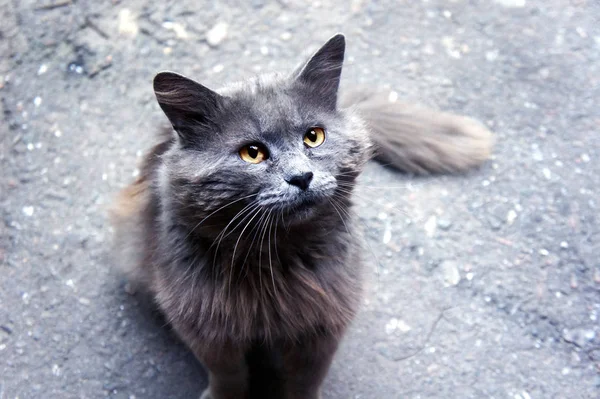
[154,34,371,232]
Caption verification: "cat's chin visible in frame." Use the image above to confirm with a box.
[283,200,319,223]
[273,195,326,225]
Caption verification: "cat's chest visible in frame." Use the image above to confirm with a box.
[163,243,360,342]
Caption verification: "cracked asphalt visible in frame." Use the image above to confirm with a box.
[1,0,599,398]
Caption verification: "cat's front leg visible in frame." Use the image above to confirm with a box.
[282,332,340,399]
[193,343,249,399]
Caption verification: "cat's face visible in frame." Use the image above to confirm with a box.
[155,34,370,231]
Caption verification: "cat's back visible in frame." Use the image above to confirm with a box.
[109,134,173,290]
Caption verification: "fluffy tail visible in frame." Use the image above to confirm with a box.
[340,87,494,174]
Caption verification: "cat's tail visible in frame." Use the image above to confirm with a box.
[340,87,494,174]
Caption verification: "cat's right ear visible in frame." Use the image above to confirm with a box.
[153,72,225,142]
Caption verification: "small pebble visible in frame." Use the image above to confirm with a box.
[424,215,437,237]
[385,318,398,334]
[22,206,34,217]
[212,64,224,73]
[34,97,42,107]
[542,168,551,180]
[79,298,90,305]
[437,218,452,231]
[118,9,139,37]
[163,22,189,39]
[440,260,461,286]
[280,32,292,41]
[487,214,502,230]
[382,220,392,244]
[493,0,526,7]
[539,248,549,256]
[485,50,499,62]
[560,241,569,249]
[37,64,48,75]
[206,22,228,47]
[506,209,517,225]
[388,91,398,103]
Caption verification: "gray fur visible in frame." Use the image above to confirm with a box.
[341,86,494,174]
[110,33,493,399]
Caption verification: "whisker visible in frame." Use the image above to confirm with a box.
[210,202,259,253]
[183,193,258,241]
[211,202,261,275]
[229,207,263,292]
[238,208,271,284]
[329,196,382,289]
[334,186,414,221]
[266,210,278,296]
[257,210,272,287]
[273,210,282,265]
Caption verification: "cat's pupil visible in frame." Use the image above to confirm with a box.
[248,146,259,158]
[307,131,317,142]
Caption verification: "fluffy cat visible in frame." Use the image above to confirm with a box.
[110,34,493,399]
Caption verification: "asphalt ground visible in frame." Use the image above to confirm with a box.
[1,1,599,398]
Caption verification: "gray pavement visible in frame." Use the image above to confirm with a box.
[1,0,599,398]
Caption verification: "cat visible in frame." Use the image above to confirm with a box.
[110,34,493,399]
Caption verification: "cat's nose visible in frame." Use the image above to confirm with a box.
[286,171,314,191]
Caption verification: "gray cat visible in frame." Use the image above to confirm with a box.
[111,34,493,399]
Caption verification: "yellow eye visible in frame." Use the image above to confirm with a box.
[303,127,326,148]
[239,144,268,164]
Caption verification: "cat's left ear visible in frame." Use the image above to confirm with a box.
[294,34,345,110]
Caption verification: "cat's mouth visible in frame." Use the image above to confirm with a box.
[257,189,331,217]
[256,180,337,221]
[288,196,318,212]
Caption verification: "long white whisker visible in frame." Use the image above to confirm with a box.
[330,196,382,288]
[256,210,272,284]
[273,211,282,265]
[228,207,263,292]
[238,208,271,284]
[267,209,277,297]
[211,202,261,275]
[183,193,258,241]
[334,186,413,220]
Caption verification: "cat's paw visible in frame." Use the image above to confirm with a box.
[199,388,212,399]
